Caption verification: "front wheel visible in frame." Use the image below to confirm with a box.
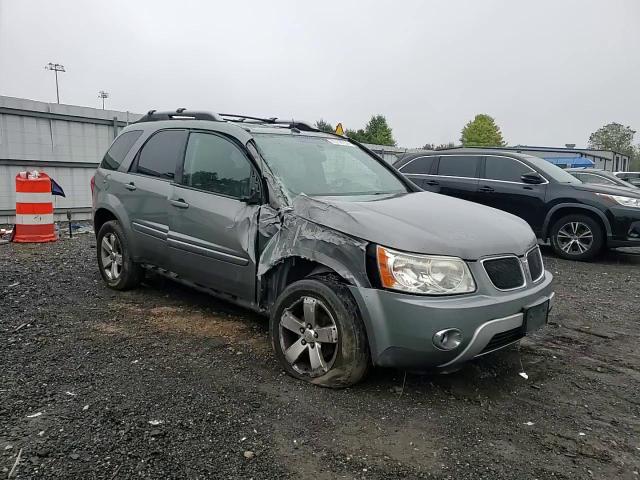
[550,214,604,261]
[270,277,369,388]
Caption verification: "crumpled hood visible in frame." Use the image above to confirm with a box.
[291,192,537,260]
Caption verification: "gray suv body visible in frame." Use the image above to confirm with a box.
[92,110,554,387]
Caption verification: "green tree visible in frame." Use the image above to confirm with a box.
[344,128,365,142]
[460,114,506,147]
[588,122,636,158]
[363,115,396,146]
[315,119,334,133]
[423,142,456,150]
[345,115,396,146]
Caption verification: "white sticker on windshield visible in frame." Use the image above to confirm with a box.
[327,138,355,147]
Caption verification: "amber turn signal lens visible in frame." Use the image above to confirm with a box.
[376,245,396,288]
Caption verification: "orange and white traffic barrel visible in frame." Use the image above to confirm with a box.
[13,171,57,243]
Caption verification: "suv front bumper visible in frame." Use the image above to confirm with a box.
[348,271,554,370]
[608,206,640,247]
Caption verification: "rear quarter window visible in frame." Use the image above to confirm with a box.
[399,156,437,174]
[100,130,143,171]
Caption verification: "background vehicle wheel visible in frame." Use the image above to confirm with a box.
[270,276,369,388]
[96,220,143,290]
[550,214,604,261]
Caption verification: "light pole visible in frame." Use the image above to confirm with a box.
[98,91,109,110]
[44,63,66,104]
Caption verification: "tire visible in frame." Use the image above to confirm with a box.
[550,214,604,261]
[96,220,143,290]
[270,276,369,388]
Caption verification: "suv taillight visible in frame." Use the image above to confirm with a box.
[90,175,95,194]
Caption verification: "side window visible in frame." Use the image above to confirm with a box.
[399,156,436,174]
[484,156,533,182]
[572,173,586,182]
[437,156,479,178]
[134,130,187,179]
[101,130,143,171]
[182,132,252,198]
[579,174,614,185]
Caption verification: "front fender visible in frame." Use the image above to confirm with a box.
[256,208,370,288]
[542,203,612,238]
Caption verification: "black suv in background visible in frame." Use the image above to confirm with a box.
[394,149,640,260]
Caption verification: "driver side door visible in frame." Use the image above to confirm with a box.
[167,131,261,303]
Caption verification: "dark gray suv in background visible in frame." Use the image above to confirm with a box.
[92,110,554,387]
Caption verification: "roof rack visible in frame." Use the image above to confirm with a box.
[219,113,278,123]
[135,109,223,123]
[135,109,318,132]
[220,114,317,132]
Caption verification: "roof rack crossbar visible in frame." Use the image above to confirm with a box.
[221,114,317,132]
[270,119,317,132]
[219,113,278,123]
[135,109,223,123]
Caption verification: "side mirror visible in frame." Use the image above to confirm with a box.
[521,172,545,185]
[242,188,262,205]
[242,172,263,204]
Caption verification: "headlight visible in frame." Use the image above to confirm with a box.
[597,193,640,208]
[376,245,476,295]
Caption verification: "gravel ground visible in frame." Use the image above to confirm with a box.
[1,233,639,479]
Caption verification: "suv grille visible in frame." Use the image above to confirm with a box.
[527,247,544,282]
[482,256,525,290]
[480,327,524,354]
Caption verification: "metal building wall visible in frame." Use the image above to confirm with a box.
[0,95,141,223]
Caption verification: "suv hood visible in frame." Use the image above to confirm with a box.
[291,192,537,260]
[570,183,640,197]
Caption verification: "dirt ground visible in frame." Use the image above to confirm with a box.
[1,233,639,479]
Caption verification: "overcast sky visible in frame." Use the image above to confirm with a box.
[1,0,638,148]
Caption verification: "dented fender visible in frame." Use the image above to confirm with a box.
[256,205,370,291]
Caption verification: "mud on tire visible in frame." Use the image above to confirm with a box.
[270,275,370,388]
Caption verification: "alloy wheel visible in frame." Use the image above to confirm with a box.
[101,233,123,280]
[279,296,339,377]
[556,221,594,255]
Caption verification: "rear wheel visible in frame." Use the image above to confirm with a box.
[97,220,143,290]
[550,214,604,261]
[270,276,369,388]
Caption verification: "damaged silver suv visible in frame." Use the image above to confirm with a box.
[92,110,554,387]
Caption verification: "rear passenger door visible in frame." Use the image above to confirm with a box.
[433,155,481,201]
[396,155,440,192]
[477,156,548,234]
[119,129,188,267]
[168,131,260,302]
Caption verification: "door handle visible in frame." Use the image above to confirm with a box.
[170,198,189,209]
[425,180,440,186]
[479,186,495,193]
[125,182,136,191]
